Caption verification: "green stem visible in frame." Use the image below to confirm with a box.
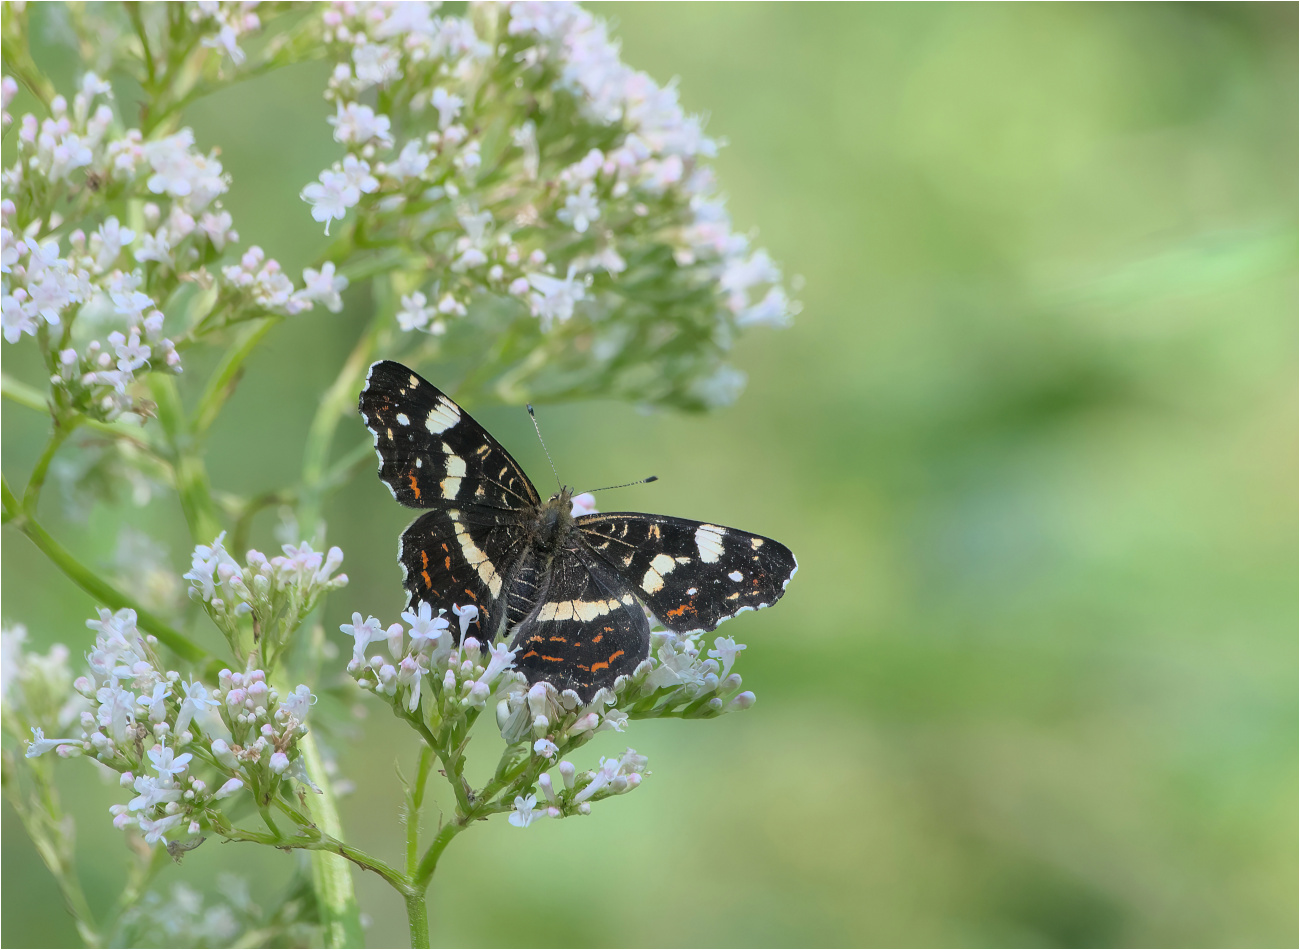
[191,317,280,438]
[405,747,434,879]
[300,734,365,949]
[21,419,79,517]
[414,821,461,890]
[1,373,46,412]
[298,308,388,538]
[405,891,430,949]
[9,513,208,664]
[149,375,223,542]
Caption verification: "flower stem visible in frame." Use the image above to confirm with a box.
[297,304,389,539]
[300,734,365,949]
[405,891,430,949]
[20,418,79,517]
[191,317,281,437]
[9,511,209,665]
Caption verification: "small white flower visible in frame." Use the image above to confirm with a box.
[707,636,746,678]
[391,140,431,180]
[327,101,393,147]
[147,740,193,783]
[139,813,185,844]
[570,492,598,517]
[526,265,586,330]
[296,262,349,313]
[533,738,558,759]
[25,726,80,758]
[430,87,464,130]
[557,182,601,233]
[396,291,433,332]
[301,170,360,236]
[451,603,479,640]
[402,601,450,651]
[508,793,545,828]
[214,777,244,800]
[341,613,384,665]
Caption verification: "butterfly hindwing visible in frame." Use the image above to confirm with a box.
[399,507,530,640]
[509,545,650,698]
[359,360,540,512]
[577,513,798,634]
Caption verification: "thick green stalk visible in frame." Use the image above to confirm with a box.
[149,375,223,542]
[191,317,280,437]
[406,891,430,949]
[298,304,390,538]
[300,734,365,949]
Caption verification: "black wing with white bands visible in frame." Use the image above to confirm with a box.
[577,513,798,635]
[358,360,539,512]
[509,543,650,698]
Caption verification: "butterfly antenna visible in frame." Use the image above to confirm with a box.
[526,404,562,491]
[582,475,659,494]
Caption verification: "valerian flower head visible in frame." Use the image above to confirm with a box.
[300,1,797,411]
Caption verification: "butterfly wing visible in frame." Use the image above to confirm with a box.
[509,543,650,700]
[576,513,798,634]
[360,361,541,635]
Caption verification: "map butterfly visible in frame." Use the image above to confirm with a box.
[359,360,798,700]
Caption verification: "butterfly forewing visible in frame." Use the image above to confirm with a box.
[509,544,650,697]
[359,360,540,512]
[577,513,798,634]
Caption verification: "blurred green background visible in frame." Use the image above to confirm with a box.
[4,3,1297,946]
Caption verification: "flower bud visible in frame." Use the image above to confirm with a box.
[215,778,244,799]
[558,760,576,789]
[269,751,290,774]
[726,691,756,711]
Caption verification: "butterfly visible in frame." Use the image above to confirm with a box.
[358,360,798,701]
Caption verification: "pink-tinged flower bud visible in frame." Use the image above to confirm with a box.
[527,682,549,717]
[537,772,557,804]
[269,752,290,774]
[625,773,642,790]
[188,821,201,835]
[570,713,599,733]
[211,739,239,769]
[726,691,755,711]
[215,778,244,800]
[558,761,576,789]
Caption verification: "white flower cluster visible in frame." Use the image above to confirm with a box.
[20,608,315,847]
[510,748,650,827]
[1,625,86,739]
[220,248,350,315]
[344,601,521,717]
[184,532,348,652]
[299,1,796,408]
[190,1,264,66]
[1,69,351,423]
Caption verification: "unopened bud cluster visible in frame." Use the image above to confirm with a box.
[184,533,348,660]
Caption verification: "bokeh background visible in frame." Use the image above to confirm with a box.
[3,3,1297,947]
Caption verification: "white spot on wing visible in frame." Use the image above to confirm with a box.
[396,413,410,426]
[650,553,677,576]
[728,570,744,582]
[641,567,664,594]
[425,398,461,434]
[694,524,726,564]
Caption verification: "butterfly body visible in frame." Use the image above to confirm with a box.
[360,360,797,700]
